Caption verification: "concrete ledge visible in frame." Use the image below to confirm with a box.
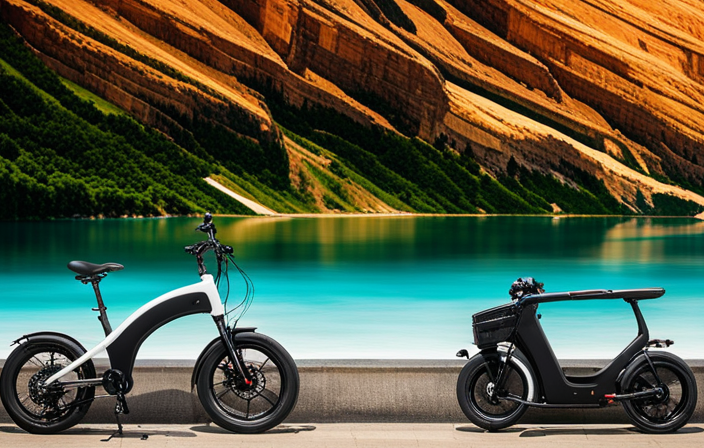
[0,360,702,425]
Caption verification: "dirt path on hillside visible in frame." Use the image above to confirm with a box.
[204,177,278,216]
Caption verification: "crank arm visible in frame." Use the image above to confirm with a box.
[604,387,664,402]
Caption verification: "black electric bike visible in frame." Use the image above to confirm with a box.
[0,213,299,434]
[456,278,697,433]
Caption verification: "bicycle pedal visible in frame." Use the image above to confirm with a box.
[115,393,130,415]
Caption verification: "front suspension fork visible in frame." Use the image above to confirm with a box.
[213,315,253,385]
[491,351,513,401]
[490,309,524,401]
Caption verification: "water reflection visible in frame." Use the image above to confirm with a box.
[214,216,638,263]
[600,218,704,263]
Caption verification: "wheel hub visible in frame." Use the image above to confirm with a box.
[655,384,670,403]
[232,367,266,400]
[219,362,267,399]
[485,381,500,405]
[637,382,670,405]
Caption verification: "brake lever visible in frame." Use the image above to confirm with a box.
[184,240,209,255]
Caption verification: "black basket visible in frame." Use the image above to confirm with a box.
[472,302,518,349]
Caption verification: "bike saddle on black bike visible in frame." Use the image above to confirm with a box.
[67,261,124,276]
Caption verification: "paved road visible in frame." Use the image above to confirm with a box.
[0,423,702,447]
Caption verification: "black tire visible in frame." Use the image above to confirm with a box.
[196,332,299,433]
[457,350,535,431]
[621,352,697,433]
[0,337,96,434]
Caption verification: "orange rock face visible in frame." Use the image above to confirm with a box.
[2,0,703,210]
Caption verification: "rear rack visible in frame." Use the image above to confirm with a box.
[520,288,665,306]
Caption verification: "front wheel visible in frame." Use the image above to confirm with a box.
[621,352,697,433]
[457,350,535,431]
[0,337,96,434]
[196,332,299,433]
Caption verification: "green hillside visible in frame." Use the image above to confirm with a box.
[2,19,701,219]
[0,21,315,219]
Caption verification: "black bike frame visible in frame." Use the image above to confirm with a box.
[498,288,664,407]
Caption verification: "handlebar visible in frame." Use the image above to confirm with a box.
[185,213,233,276]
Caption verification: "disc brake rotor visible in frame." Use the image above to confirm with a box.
[232,367,266,400]
[219,362,267,400]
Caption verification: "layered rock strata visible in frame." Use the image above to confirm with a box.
[2,0,704,212]
[446,0,704,190]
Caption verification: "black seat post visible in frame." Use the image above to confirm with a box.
[68,261,123,337]
[89,276,113,337]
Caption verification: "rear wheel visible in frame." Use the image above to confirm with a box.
[0,339,95,434]
[457,350,535,431]
[196,332,299,433]
[621,353,697,433]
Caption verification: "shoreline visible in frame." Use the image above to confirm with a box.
[202,176,704,220]
[3,212,704,221]
[16,212,704,220]
[228,212,704,219]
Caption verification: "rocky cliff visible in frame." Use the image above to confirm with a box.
[1,0,703,214]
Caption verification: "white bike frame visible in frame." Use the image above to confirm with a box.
[45,274,223,390]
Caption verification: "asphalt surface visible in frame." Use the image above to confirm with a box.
[0,423,702,447]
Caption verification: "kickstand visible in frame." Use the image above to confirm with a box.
[102,392,128,442]
[101,412,123,442]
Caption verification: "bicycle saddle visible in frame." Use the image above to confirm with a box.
[67,260,124,276]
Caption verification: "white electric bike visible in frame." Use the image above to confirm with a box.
[0,214,299,434]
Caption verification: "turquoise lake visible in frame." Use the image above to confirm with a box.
[0,216,703,360]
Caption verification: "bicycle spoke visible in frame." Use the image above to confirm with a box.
[259,358,271,370]
[483,363,496,383]
[215,387,233,400]
[18,393,31,406]
[29,355,46,368]
[246,399,250,420]
[639,373,657,388]
[259,388,279,407]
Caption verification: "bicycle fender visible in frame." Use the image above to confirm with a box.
[11,331,89,354]
[190,327,257,390]
[6,332,97,382]
[616,351,687,393]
